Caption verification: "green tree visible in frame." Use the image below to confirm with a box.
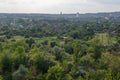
[53,46,64,61]
[26,38,35,48]
[12,65,28,80]
[46,64,70,80]
[1,53,12,80]
[1,53,12,73]
[13,46,27,70]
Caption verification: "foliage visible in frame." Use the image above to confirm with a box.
[0,14,120,80]
[12,65,28,80]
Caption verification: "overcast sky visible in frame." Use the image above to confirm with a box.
[0,0,120,13]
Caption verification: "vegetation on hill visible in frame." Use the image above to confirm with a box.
[0,13,120,80]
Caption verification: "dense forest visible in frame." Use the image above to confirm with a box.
[0,12,120,80]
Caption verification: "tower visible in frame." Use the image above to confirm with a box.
[76,12,79,18]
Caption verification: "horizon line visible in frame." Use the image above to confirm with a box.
[0,11,120,15]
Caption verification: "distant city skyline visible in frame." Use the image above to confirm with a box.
[0,0,120,14]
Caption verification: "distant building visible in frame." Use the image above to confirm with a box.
[60,12,62,15]
[104,17,109,20]
[109,14,112,16]
[76,12,79,17]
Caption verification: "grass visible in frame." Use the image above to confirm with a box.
[35,36,66,46]
[8,36,58,44]
[13,36,25,41]
[0,35,5,38]
[35,36,57,44]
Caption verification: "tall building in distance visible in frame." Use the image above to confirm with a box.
[60,12,62,15]
[76,12,79,18]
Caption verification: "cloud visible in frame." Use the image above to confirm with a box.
[90,0,120,5]
[0,0,120,13]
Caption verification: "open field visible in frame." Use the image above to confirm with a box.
[95,33,117,46]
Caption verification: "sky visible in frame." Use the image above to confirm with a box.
[0,0,120,14]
